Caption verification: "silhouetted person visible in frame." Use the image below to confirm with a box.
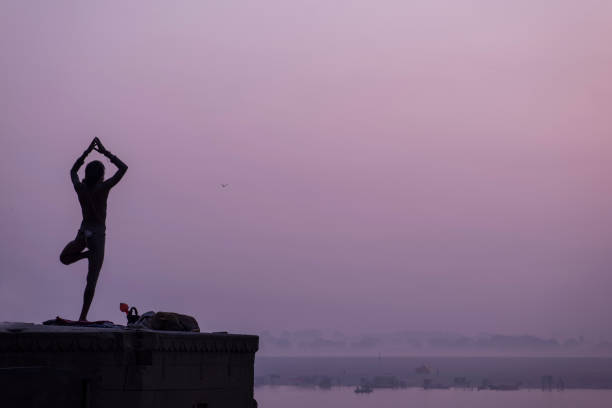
[60,137,128,321]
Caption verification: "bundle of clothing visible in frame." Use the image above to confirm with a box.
[128,311,200,332]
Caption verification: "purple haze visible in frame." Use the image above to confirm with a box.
[1,1,611,345]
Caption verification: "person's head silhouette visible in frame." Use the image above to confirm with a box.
[83,160,105,187]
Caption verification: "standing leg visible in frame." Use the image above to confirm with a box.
[79,233,106,321]
[60,232,88,265]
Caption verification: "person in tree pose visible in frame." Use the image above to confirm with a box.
[60,137,128,321]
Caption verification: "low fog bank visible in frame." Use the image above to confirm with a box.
[254,356,612,389]
[258,330,612,357]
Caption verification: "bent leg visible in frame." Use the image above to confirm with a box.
[79,235,105,321]
[59,232,88,265]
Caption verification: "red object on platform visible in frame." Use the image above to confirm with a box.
[119,303,129,313]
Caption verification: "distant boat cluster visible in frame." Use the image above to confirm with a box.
[354,385,372,393]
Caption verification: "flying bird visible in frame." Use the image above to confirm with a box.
[221,184,229,188]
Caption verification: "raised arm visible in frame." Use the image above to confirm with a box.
[95,138,128,189]
[71,139,96,189]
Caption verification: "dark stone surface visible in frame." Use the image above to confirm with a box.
[0,323,258,408]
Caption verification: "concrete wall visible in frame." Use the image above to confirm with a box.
[0,324,258,408]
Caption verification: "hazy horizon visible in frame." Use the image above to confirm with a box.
[1,1,612,341]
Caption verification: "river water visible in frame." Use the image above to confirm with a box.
[255,386,612,408]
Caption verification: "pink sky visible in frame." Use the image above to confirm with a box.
[1,1,612,340]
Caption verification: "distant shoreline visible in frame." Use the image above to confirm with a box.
[255,356,612,390]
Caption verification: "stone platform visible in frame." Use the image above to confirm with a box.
[0,323,258,408]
